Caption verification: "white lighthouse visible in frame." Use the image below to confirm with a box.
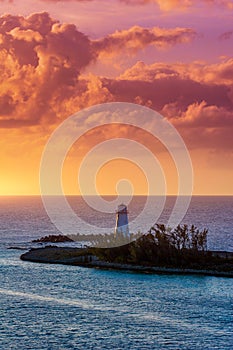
[115,204,129,238]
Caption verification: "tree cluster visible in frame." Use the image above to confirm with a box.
[92,224,210,268]
[149,224,208,252]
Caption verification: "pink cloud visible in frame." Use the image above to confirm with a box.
[102,60,233,149]
[39,0,233,10]
[110,62,232,112]
[164,100,233,128]
[161,101,233,150]
[0,12,94,127]
[0,12,232,152]
[120,59,233,86]
[219,31,233,40]
[141,0,233,9]
[93,26,196,57]
[0,12,197,128]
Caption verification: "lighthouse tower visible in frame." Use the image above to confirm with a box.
[115,204,129,238]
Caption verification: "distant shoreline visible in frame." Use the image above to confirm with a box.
[20,247,233,278]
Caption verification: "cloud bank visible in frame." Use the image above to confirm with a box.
[0,12,196,127]
[0,12,232,151]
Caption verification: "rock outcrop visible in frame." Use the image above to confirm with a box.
[32,234,74,243]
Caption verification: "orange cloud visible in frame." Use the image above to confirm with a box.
[1,13,232,153]
[0,12,95,128]
[0,12,197,129]
[163,100,233,128]
[9,27,43,43]
[162,97,233,151]
[119,59,233,86]
[123,0,233,10]
[100,59,233,150]
[93,26,196,58]
[0,8,232,196]
[120,0,192,10]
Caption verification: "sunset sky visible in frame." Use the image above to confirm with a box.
[0,0,233,195]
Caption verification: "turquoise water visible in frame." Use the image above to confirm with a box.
[1,248,233,350]
[0,196,233,349]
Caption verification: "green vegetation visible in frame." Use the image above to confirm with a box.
[69,224,208,251]
[149,224,208,252]
[21,224,233,275]
[90,224,232,270]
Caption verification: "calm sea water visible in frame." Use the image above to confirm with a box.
[0,196,232,349]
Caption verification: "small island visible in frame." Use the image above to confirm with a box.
[20,224,233,277]
[32,234,74,243]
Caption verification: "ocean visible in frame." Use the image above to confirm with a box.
[0,196,232,349]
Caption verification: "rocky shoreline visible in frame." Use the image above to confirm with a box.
[20,246,233,278]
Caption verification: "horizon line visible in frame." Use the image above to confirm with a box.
[0,194,232,197]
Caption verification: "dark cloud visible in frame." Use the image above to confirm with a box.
[104,76,232,111]
[219,31,233,40]
[102,61,233,149]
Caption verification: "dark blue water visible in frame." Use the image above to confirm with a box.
[0,196,232,349]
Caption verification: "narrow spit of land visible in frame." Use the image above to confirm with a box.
[20,246,233,278]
